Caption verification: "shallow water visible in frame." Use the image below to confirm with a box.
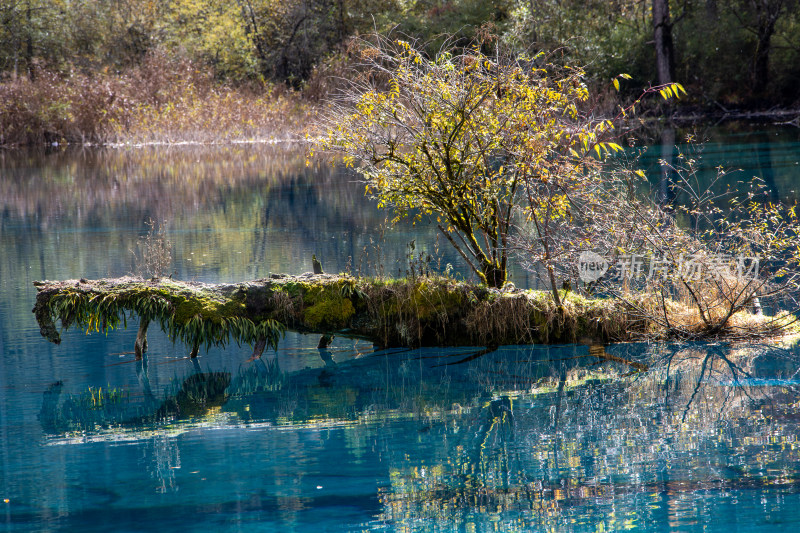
[2,129,800,531]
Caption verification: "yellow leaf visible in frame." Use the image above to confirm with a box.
[613,78,620,91]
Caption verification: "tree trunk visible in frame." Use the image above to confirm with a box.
[546,263,562,308]
[753,20,776,95]
[25,0,34,80]
[239,0,269,73]
[482,262,507,289]
[31,274,787,355]
[745,0,787,96]
[706,0,718,19]
[653,0,675,85]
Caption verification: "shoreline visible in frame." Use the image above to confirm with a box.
[670,106,800,125]
[2,69,798,150]
[3,108,796,151]
[3,110,797,151]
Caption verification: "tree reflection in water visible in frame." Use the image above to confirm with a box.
[373,343,800,531]
[38,341,800,530]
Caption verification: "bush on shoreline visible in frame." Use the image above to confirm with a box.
[0,52,310,147]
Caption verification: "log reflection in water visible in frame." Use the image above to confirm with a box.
[35,341,800,529]
[40,370,232,434]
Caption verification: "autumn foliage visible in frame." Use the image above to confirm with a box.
[319,36,626,290]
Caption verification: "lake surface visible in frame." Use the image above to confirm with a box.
[2,126,800,531]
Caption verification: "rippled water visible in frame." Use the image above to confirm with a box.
[2,128,800,531]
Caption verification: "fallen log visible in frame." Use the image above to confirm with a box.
[32,274,631,358]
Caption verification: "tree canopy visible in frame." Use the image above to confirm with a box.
[318,36,627,291]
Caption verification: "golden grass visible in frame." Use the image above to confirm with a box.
[628,274,797,340]
[111,79,313,145]
[0,51,314,146]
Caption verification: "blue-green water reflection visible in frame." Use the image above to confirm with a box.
[12,342,800,532]
[2,129,800,531]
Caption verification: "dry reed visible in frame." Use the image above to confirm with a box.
[0,50,312,147]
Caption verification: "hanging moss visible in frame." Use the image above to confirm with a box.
[33,277,284,357]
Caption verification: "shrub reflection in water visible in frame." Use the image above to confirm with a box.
[36,341,800,531]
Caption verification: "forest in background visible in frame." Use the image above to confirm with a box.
[1,1,799,145]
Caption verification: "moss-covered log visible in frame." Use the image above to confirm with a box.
[32,274,640,357]
[33,273,792,357]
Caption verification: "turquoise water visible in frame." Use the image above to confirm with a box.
[2,130,800,531]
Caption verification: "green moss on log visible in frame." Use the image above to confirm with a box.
[31,275,636,352]
[304,297,355,329]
